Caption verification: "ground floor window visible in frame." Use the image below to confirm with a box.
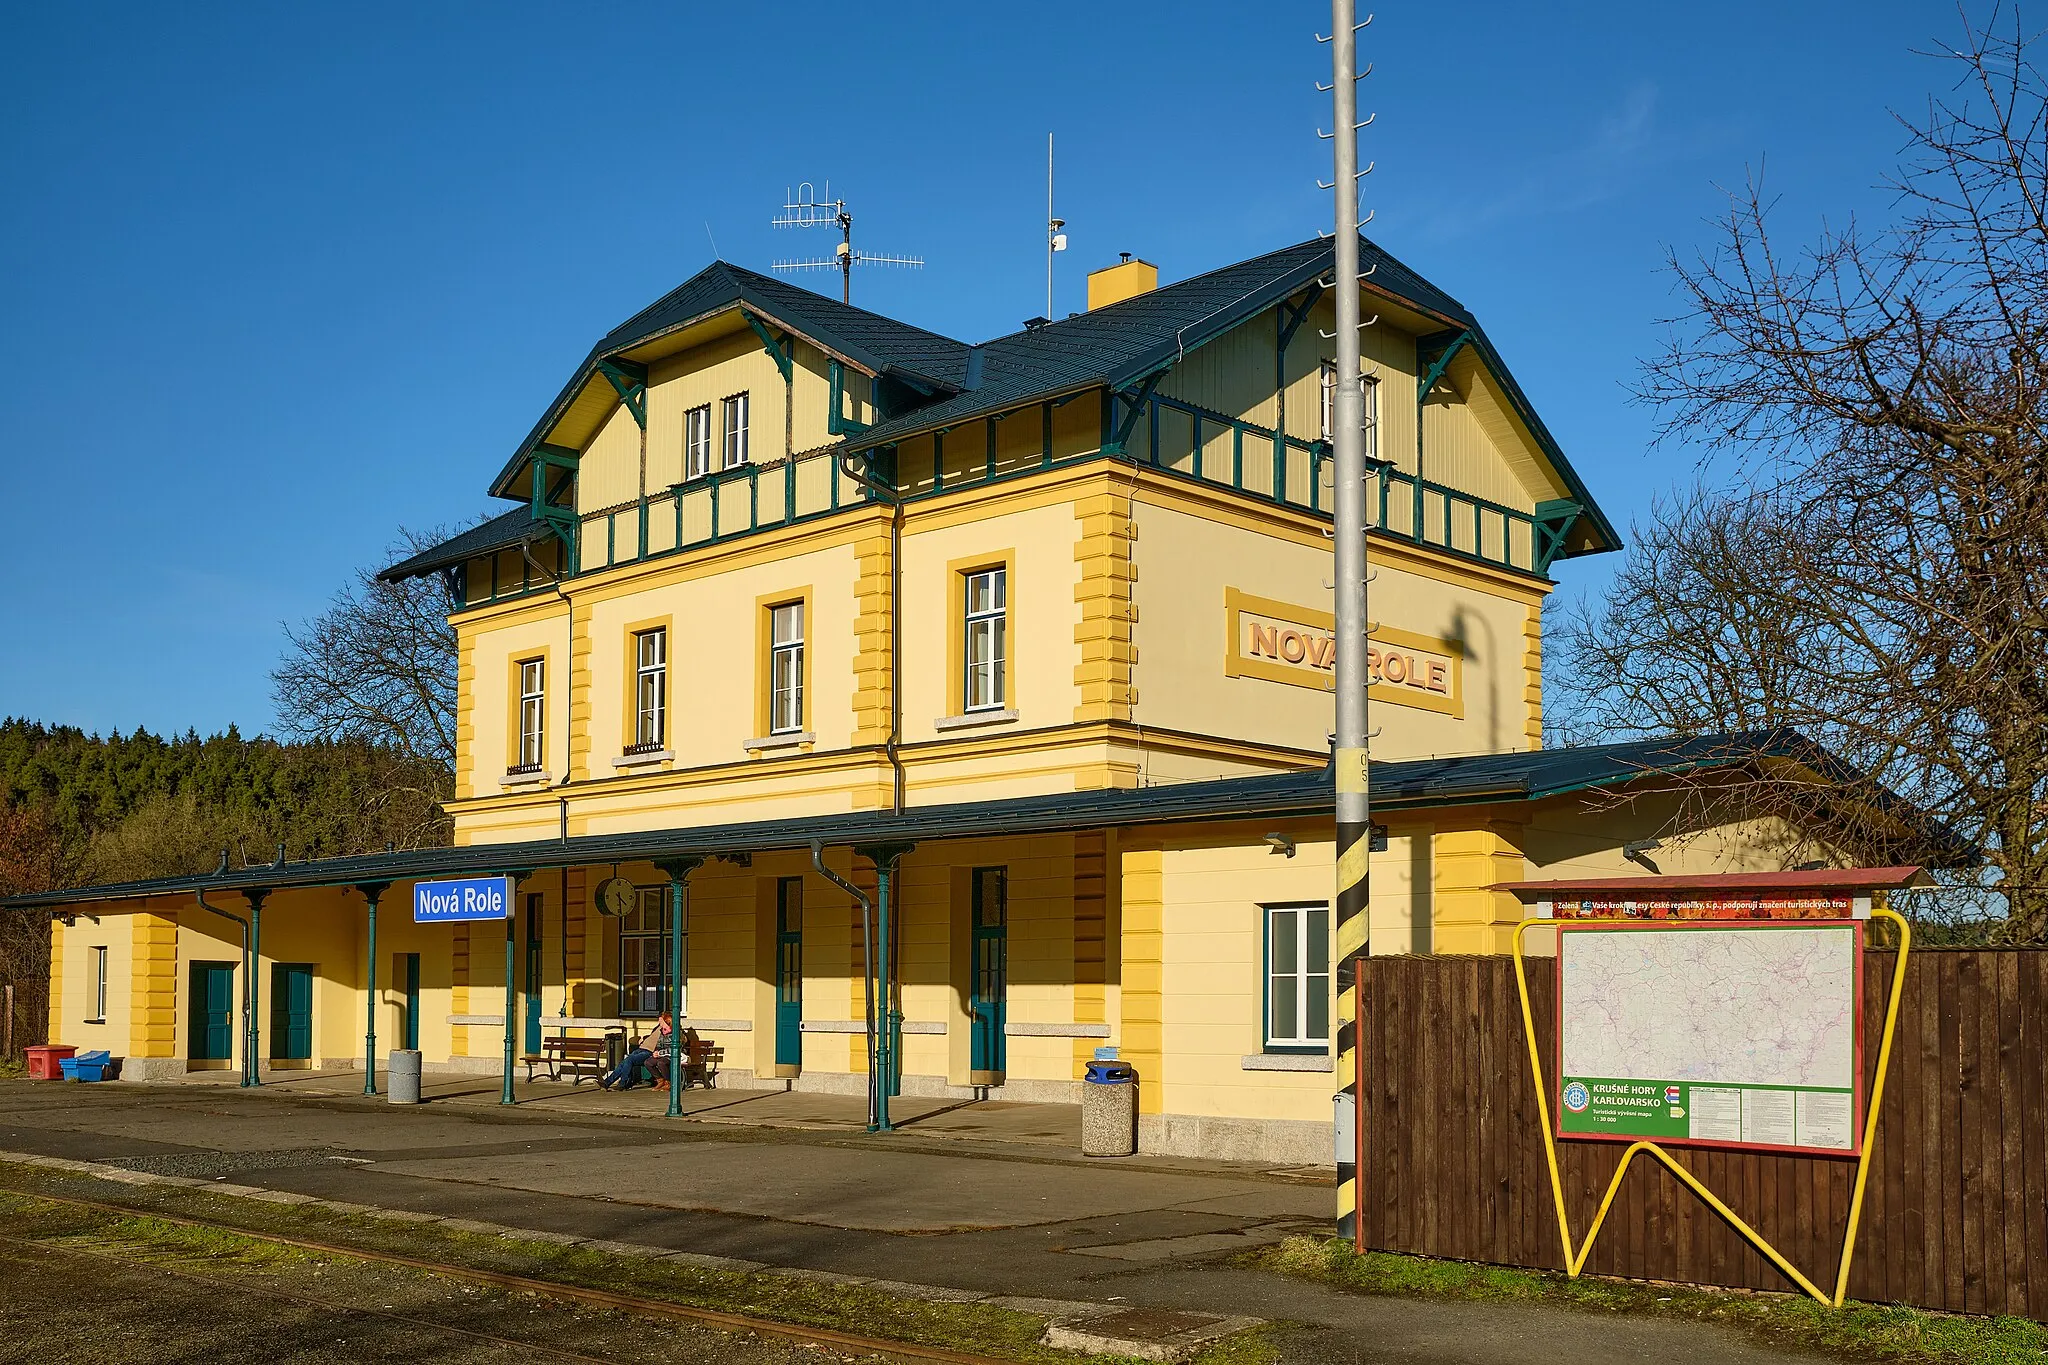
[88,945,107,1022]
[620,887,673,1016]
[1264,902,1331,1052]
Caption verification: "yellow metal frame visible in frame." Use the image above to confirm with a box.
[1510,908,1912,1306]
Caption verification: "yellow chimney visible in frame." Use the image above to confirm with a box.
[1087,254,1159,310]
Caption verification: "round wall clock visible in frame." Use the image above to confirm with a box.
[595,876,637,918]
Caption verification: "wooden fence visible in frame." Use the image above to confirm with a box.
[1355,949,2048,1318]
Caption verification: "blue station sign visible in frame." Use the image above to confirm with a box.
[413,875,512,924]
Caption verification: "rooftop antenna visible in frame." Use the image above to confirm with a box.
[1047,133,1067,318]
[772,181,922,305]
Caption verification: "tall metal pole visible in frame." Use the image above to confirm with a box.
[1047,133,1056,319]
[247,890,267,1087]
[1328,0,1373,1247]
[501,888,517,1106]
[360,883,387,1097]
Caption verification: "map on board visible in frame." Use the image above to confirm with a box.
[1556,923,1862,1154]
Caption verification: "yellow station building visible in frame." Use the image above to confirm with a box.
[21,238,1866,1163]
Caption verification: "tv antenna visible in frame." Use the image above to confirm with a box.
[772,182,922,305]
[1046,133,1068,319]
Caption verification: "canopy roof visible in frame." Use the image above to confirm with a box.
[5,732,1953,911]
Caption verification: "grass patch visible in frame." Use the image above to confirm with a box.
[0,1167,1264,1365]
[1253,1236,2048,1365]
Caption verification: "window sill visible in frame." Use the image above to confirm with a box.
[500,769,553,788]
[745,731,814,753]
[612,749,673,770]
[934,708,1019,732]
[83,1018,105,1026]
[1241,1053,1333,1072]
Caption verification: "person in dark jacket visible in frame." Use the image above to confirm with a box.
[600,1013,672,1090]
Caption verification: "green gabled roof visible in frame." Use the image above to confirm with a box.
[377,506,544,584]
[846,234,1620,559]
[488,261,973,499]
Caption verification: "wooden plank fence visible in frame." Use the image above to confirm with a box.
[1356,949,2048,1318]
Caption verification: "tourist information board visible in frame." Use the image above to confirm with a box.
[1555,920,1863,1155]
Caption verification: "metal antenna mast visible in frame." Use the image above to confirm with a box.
[1324,0,1375,1247]
[1047,133,1067,318]
[772,182,923,305]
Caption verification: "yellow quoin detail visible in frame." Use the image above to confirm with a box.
[130,911,179,1059]
[46,921,64,1037]
[1073,489,1136,728]
[852,530,894,753]
[1523,604,1544,748]
[1432,825,1528,954]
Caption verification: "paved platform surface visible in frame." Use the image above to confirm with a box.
[0,1078,1829,1364]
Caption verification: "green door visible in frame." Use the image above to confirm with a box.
[398,953,420,1051]
[523,893,543,1056]
[188,962,235,1061]
[775,877,803,1068]
[970,868,1007,1075]
[269,964,314,1062]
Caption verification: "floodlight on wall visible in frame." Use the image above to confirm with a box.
[1622,839,1663,875]
[1264,833,1297,858]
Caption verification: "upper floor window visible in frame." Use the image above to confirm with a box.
[769,601,805,734]
[686,404,712,480]
[1265,902,1331,1052]
[516,658,546,771]
[633,628,667,750]
[963,566,1007,711]
[722,393,750,468]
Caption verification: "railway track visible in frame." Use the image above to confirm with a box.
[0,1187,1021,1365]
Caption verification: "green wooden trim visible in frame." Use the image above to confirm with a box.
[596,359,648,430]
[743,311,794,382]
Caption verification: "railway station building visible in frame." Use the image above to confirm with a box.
[19,238,1874,1163]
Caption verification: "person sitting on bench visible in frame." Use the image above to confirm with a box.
[600,1013,672,1091]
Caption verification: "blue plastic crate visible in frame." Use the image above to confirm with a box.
[57,1058,79,1080]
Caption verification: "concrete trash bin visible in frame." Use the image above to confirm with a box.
[1081,1058,1138,1157]
[388,1049,423,1105]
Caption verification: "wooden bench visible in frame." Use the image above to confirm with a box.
[522,1035,610,1085]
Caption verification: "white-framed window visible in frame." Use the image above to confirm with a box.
[633,628,666,750]
[88,945,107,1022]
[620,888,671,1016]
[516,658,546,771]
[769,601,805,733]
[963,566,1007,711]
[721,392,750,468]
[685,404,712,479]
[1264,903,1331,1052]
[1320,360,1337,442]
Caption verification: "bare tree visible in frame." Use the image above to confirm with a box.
[272,527,465,772]
[1560,9,2048,937]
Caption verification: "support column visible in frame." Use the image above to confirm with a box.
[856,843,914,1120]
[359,882,390,1095]
[653,858,703,1118]
[246,890,268,1086]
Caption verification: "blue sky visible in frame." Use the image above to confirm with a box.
[0,2,1947,737]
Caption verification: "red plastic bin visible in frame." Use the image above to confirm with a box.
[26,1045,76,1081]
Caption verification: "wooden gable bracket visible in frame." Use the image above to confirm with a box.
[1100,369,1167,458]
[595,359,648,430]
[1532,499,1582,577]
[741,310,794,383]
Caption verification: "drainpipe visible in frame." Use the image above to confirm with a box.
[192,890,253,1088]
[810,840,882,1131]
[837,449,905,813]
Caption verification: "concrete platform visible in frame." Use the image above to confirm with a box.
[0,1078,1831,1365]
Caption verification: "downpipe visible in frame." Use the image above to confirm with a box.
[810,840,883,1132]
[192,888,254,1088]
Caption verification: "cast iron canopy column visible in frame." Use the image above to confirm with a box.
[357,882,391,1096]
[855,842,915,1122]
[653,857,704,1119]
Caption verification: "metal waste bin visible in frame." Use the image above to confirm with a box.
[388,1049,423,1105]
[1081,1057,1138,1157]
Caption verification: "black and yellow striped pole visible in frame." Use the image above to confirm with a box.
[1325,0,1372,1246]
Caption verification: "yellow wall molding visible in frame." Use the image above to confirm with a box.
[1522,604,1544,749]
[1118,848,1165,1113]
[852,533,893,746]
